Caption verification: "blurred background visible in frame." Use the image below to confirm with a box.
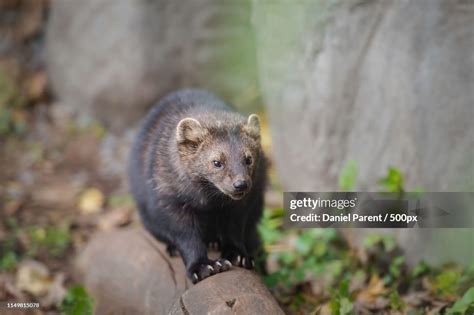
[0,0,473,314]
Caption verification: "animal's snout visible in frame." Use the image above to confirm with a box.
[233,180,248,191]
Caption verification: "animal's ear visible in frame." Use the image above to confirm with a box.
[176,118,205,145]
[245,114,261,140]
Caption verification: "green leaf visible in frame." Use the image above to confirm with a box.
[0,251,18,272]
[28,226,71,257]
[338,160,358,191]
[382,235,397,252]
[60,286,95,315]
[433,270,461,297]
[329,279,354,315]
[378,167,405,193]
[446,287,474,315]
[389,290,406,311]
[363,234,381,249]
[412,260,431,278]
[279,252,296,265]
[339,297,354,315]
[389,256,405,279]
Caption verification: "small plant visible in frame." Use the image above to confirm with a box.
[378,167,405,193]
[258,207,285,247]
[446,287,474,315]
[60,285,95,315]
[432,268,461,298]
[0,218,21,271]
[0,71,27,136]
[0,251,18,272]
[27,225,71,257]
[107,193,134,208]
[329,279,354,315]
[389,289,406,311]
[363,234,397,252]
[338,160,358,192]
[257,164,470,313]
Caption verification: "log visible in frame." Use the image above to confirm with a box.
[75,228,283,315]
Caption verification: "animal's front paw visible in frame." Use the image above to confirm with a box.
[222,251,255,269]
[207,240,221,251]
[188,258,232,284]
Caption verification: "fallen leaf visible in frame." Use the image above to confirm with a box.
[403,291,430,307]
[1,272,25,300]
[357,274,387,304]
[78,188,104,215]
[16,260,53,297]
[33,180,80,207]
[24,72,48,102]
[40,272,67,308]
[427,300,449,315]
[98,206,132,231]
[4,199,23,215]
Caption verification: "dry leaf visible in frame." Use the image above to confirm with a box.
[79,188,104,214]
[24,72,48,102]
[16,260,53,297]
[4,200,23,215]
[98,206,132,231]
[357,274,387,304]
[1,273,26,300]
[40,272,67,308]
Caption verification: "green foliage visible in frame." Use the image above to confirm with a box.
[261,220,348,296]
[411,260,431,278]
[458,262,474,294]
[338,160,358,192]
[432,269,461,297]
[363,233,396,252]
[378,167,405,193]
[0,220,71,274]
[257,164,473,313]
[65,119,106,140]
[329,279,354,315]
[27,225,71,257]
[60,286,95,315]
[0,71,27,136]
[107,193,134,208]
[388,256,405,281]
[0,218,20,272]
[389,289,406,311]
[258,207,285,246]
[0,251,18,272]
[446,287,474,315]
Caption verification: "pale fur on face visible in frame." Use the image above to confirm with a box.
[176,114,261,199]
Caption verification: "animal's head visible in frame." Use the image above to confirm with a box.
[176,114,261,200]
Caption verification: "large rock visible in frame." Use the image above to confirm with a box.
[46,0,259,132]
[253,0,474,265]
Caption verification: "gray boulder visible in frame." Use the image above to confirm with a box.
[253,0,474,265]
[46,0,259,132]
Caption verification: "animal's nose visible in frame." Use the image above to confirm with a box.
[233,180,248,191]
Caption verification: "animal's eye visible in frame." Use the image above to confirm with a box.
[244,156,253,165]
[212,160,223,168]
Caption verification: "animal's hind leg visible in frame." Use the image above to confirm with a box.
[245,225,267,274]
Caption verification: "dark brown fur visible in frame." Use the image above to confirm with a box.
[128,89,266,283]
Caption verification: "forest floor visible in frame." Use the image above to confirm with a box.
[0,103,473,315]
[0,1,473,311]
[0,109,138,314]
